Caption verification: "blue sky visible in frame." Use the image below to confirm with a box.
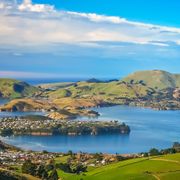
[0,0,180,79]
[34,0,180,27]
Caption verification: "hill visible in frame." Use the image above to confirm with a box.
[57,153,180,180]
[44,70,180,101]
[45,81,153,102]
[0,98,55,112]
[86,78,103,83]
[38,82,75,90]
[122,70,180,89]
[0,78,38,98]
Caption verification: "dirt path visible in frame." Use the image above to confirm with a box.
[150,158,180,164]
[151,174,161,180]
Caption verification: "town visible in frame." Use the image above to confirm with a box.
[0,116,130,136]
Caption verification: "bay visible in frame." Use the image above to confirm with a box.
[1,105,180,154]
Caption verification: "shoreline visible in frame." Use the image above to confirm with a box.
[0,138,143,157]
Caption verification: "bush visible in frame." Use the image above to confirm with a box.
[48,169,58,180]
[0,128,13,137]
[149,148,160,156]
[56,163,72,173]
[22,160,37,176]
[73,164,87,174]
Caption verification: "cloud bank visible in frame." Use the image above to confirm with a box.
[0,0,180,51]
[0,0,180,79]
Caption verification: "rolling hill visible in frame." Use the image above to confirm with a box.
[57,153,180,180]
[0,78,38,98]
[45,81,153,101]
[0,98,57,112]
[122,70,180,89]
[42,70,180,101]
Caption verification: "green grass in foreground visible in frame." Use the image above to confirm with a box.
[57,153,180,180]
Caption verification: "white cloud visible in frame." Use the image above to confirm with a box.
[66,11,127,24]
[0,3,4,9]
[18,0,55,13]
[0,0,180,51]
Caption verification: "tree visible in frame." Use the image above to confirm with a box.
[94,153,103,161]
[42,170,49,180]
[143,152,149,157]
[56,163,72,173]
[130,80,134,84]
[149,148,160,156]
[116,155,126,161]
[49,169,59,180]
[22,160,37,176]
[46,159,55,171]
[0,128,13,137]
[67,150,73,156]
[73,164,87,174]
[173,142,180,151]
[36,164,48,178]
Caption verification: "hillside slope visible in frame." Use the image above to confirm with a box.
[122,70,180,89]
[0,98,54,112]
[0,78,38,98]
[42,70,180,101]
[45,81,153,101]
[58,153,180,180]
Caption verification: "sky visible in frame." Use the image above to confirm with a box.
[0,0,180,80]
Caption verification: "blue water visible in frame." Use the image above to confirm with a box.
[1,105,180,154]
[0,98,9,105]
[12,77,115,85]
[20,78,87,85]
[0,98,45,117]
[0,111,45,118]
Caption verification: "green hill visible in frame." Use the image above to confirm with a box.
[43,70,180,101]
[122,70,180,89]
[45,81,153,101]
[0,78,38,98]
[1,70,180,100]
[57,153,180,180]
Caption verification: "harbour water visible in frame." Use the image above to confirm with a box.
[1,105,180,154]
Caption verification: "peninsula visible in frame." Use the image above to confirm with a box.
[0,116,130,136]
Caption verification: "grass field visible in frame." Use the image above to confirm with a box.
[57,153,180,180]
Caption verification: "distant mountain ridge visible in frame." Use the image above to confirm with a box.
[122,70,180,89]
[1,70,180,99]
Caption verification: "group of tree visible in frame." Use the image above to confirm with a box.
[0,128,13,137]
[141,142,180,157]
[56,162,87,174]
[22,157,87,179]
[22,160,58,180]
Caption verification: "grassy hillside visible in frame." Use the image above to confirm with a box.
[38,82,75,90]
[57,153,180,180]
[44,70,180,101]
[1,70,180,99]
[174,74,180,87]
[0,78,38,98]
[53,97,107,109]
[46,81,153,101]
[0,98,54,112]
[122,70,180,89]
